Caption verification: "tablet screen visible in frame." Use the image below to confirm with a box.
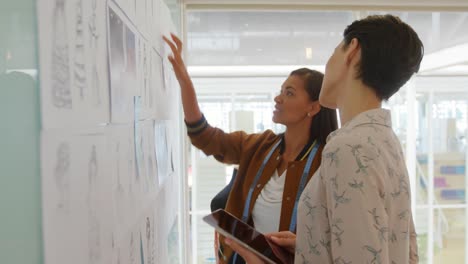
[203,209,293,264]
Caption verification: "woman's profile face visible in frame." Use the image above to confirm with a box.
[272,75,315,126]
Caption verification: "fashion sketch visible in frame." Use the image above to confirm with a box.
[54,142,71,212]
[51,0,72,109]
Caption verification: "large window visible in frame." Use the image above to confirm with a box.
[186,9,468,264]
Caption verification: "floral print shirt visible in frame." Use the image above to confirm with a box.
[295,108,419,264]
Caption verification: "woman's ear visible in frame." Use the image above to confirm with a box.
[308,101,321,117]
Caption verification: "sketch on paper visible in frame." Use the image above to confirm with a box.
[109,125,137,229]
[145,122,157,189]
[135,122,146,182]
[88,209,101,264]
[145,217,153,264]
[167,216,180,264]
[108,7,136,123]
[126,25,137,88]
[126,132,136,194]
[154,53,172,120]
[113,140,127,222]
[139,40,154,112]
[141,214,157,264]
[87,144,101,264]
[51,0,72,109]
[88,145,98,188]
[74,0,86,101]
[54,142,71,212]
[129,231,137,264]
[154,121,172,183]
[88,0,101,106]
[147,46,153,110]
[111,233,122,264]
[142,42,148,109]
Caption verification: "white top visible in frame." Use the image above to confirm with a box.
[295,109,419,264]
[252,169,287,234]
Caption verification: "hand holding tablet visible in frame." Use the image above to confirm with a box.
[203,209,294,264]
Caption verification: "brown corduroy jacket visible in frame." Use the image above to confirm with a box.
[187,116,323,264]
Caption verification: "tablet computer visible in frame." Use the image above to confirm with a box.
[203,209,293,264]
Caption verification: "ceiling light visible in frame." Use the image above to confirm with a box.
[305,48,313,59]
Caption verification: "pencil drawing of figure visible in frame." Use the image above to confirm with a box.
[130,232,136,264]
[54,142,71,212]
[88,208,101,264]
[127,135,135,194]
[88,144,98,184]
[51,0,72,109]
[148,155,154,185]
[114,141,126,220]
[74,0,87,100]
[142,43,149,108]
[112,233,122,264]
[88,0,101,106]
[146,217,154,264]
[87,144,101,264]
[148,53,153,108]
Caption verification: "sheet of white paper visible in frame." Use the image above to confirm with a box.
[41,132,87,264]
[144,120,159,193]
[167,215,181,264]
[75,0,111,125]
[140,207,158,264]
[159,0,172,41]
[108,5,137,123]
[145,0,153,39]
[151,0,162,54]
[140,41,154,119]
[135,0,146,35]
[154,120,170,185]
[119,227,140,264]
[41,129,112,264]
[106,124,137,237]
[152,51,172,120]
[38,0,110,129]
[75,130,113,264]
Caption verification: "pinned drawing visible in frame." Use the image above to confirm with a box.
[114,140,126,221]
[167,216,180,264]
[54,142,71,212]
[108,7,136,123]
[129,231,137,264]
[154,121,171,183]
[144,215,156,264]
[142,42,149,109]
[51,0,72,109]
[111,233,122,264]
[88,0,101,106]
[88,144,98,184]
[88,209,101,264]
[87,144,101,264]
[74,0,87,101]
[154,53,171,120]
[145,122,158,189]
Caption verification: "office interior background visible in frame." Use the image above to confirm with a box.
[1,0,468,264]
[186,1,468,264]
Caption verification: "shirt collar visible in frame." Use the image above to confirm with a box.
[326,108,392,143]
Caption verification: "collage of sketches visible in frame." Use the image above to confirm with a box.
[39,0,182,263]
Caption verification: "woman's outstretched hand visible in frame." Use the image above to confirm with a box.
[162,33,202,122]
[162,33,191,87]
